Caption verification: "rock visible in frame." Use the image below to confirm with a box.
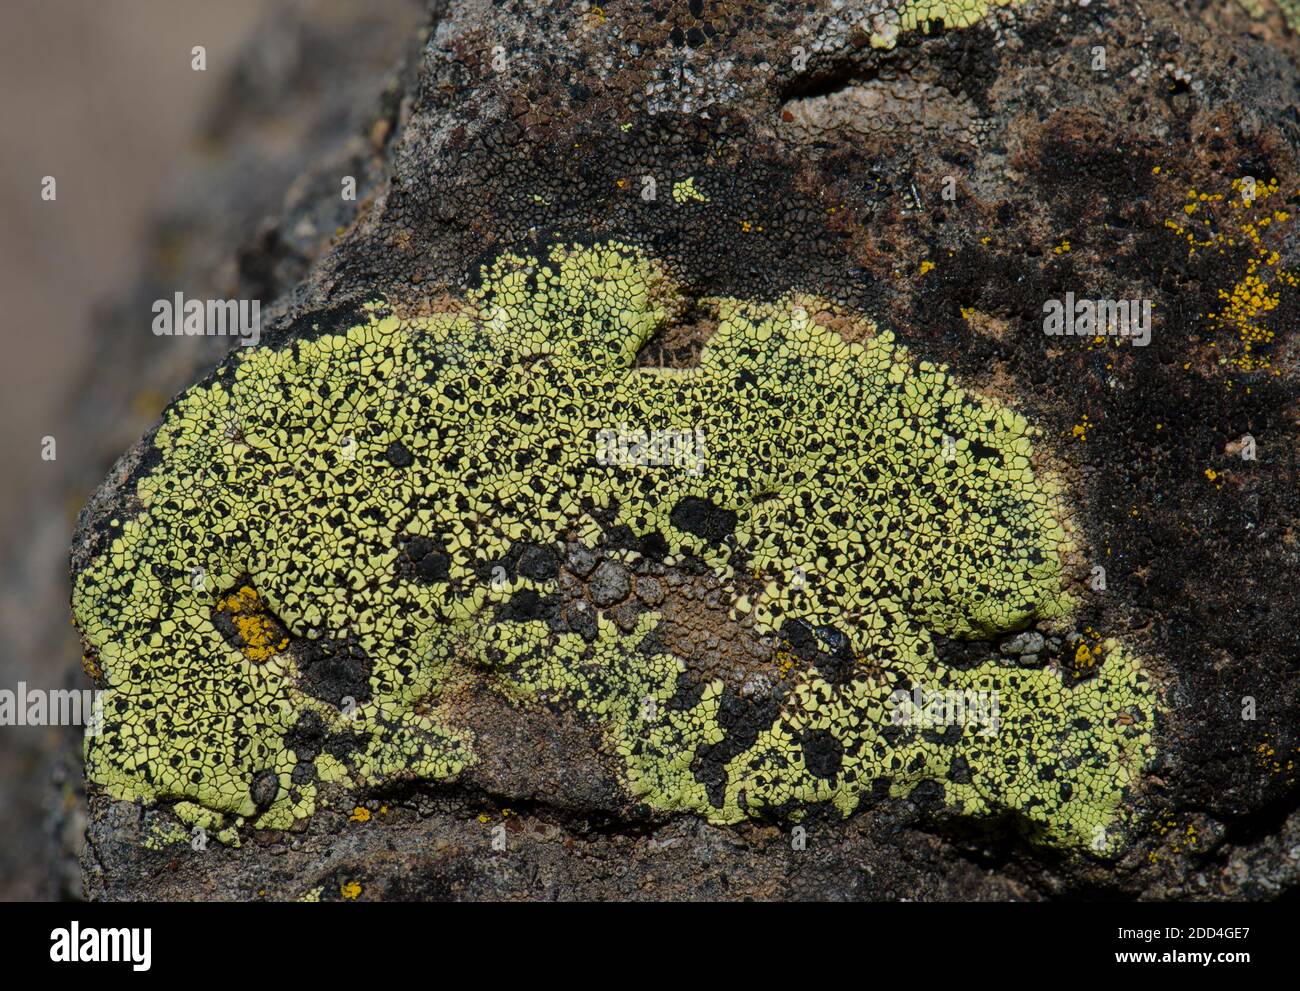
[589,561,632,607]
[635,576,666,607]
[1000,631,1045,657]
[565,543,598,579]
[565,602,598,643]
[67,0,1300,902]
[610,601,642,634]
[517,544,559,582]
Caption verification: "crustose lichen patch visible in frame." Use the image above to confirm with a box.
[73,242,1156,852]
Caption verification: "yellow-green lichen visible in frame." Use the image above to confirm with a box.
[74,241,1155,853]
[141,815,191,851]
[671,177,708,204]
[1238,0,1300,31]
[870,1,1022,49]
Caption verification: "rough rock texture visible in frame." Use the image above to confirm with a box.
[72,0,1300,900]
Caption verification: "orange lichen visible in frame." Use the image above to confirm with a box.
[214,585,289,663]
[1163,176,1299,371]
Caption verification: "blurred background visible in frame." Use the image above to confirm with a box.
[0,0,261,549]
[0,0,425,899]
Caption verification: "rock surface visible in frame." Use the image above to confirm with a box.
[71,0,1300,900]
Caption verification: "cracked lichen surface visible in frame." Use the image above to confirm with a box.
[871,0,1022,48]
[73,242,1154,853]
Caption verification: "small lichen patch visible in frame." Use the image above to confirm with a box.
[214,585,290,663]
[671,177,707,204]
[1163,174,1299,372]
[871,1,1023,49]
[1238,0,1300,31]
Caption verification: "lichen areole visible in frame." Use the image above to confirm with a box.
[73,242,1155,852]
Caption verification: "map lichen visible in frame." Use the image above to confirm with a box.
[73,242,1155,853]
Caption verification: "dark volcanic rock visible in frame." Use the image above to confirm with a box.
[71,0,1300,901]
